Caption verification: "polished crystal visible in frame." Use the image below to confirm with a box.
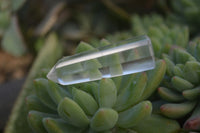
[47,35,155,85]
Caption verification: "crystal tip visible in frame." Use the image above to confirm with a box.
[47,67,58,83]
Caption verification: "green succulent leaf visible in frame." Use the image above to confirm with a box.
[27,111,57,133]
[48,80,72,104]
[132,114,180,133]
[117,101,152,128]
[57,97,90,128]
[183,61,200,84]
[34,78,57,110]
[98,78,117,108]
[140,60,166,101]
[115,72,147,111]
[26,95,56,114]
[171,76,194,92]
[90,108,118,132]
[182,86,200,100]
[75,41,95,54]
[72,87,98,116]
[43,118,83,133]
[1,16,27,56]
[158,87,185,102]
[160,101,196,119]
[184,102,200,130]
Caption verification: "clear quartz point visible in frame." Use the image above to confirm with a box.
[47,35,155,85]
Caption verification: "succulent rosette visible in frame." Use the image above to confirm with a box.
[25,14,200,133]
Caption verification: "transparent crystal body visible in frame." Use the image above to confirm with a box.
[47,35,155,85]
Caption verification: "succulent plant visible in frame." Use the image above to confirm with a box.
[25,38,183,133]
[131,14,200,132]
[25,14,200,133]
[131,14,189,58]
[169,0,200,34]
[156,41,200,132]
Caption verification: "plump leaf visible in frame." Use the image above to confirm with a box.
[90,108,118,132]
[2,16,27,56]
[58,97,90,128]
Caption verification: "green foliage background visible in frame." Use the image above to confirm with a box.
[1,0,200,133]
